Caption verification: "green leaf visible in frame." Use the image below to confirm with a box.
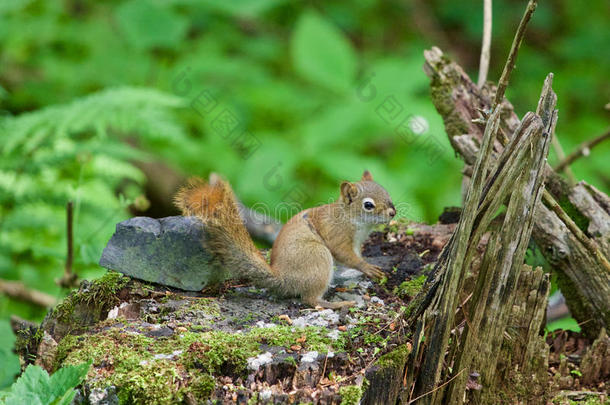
[3,362,91,405]
[291,10,357,93]
[179,0,287,18]
[115,0,188,50]
[5,365,52,405]
[48,362,91,405]
[546,317,581,333]
[0,320,20,389]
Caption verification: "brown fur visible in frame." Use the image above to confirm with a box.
[174,171,395,309]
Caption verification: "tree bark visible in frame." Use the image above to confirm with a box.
[422,46,610,337]
[401,72,554,404]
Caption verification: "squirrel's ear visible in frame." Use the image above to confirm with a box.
[361,170,374,181]
[340,181,358,204]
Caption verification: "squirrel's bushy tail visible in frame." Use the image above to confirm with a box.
[174,175,281,290]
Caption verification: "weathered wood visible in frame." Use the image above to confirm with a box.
[579,328,610,386]
[446,88,552,402]
[361,344,411,405]
[405,107,502,404]
[402,71,554,404]
[423,46,610,337]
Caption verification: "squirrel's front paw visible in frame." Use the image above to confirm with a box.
[361,264,384,281]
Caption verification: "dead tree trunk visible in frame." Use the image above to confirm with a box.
[421,47,610,338]
[401,73,554,404]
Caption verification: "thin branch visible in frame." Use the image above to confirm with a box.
[408,368,467,404]
[66,200,73,274]
[554,128,610,172]
[492,0,537,109]
[0,279,57,307]
[57,201,78,288]
[477,0,492,87]
[542,189,610,274]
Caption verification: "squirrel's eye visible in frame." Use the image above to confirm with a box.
[363,198,375,211]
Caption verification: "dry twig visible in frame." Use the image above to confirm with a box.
[477,0,492,87]
[0,279,57,307]
[554,128,610,172]
[493,0,537,109]
[57,201,79,288]
[542,189,610,273]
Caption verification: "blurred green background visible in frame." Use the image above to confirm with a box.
[0,0,608,335]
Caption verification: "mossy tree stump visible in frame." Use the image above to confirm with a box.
[422,46,610,338]
[401,61,555,403]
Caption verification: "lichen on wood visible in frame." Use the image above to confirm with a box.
[402,67,555,404]
[423,45,610,337]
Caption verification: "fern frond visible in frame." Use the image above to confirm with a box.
[1,87,186,156]
[0,87,188,297]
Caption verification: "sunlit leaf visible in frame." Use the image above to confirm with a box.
[115,0,188,50]
[291,10,357,93]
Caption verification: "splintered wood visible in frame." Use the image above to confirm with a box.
[403,66,554,404]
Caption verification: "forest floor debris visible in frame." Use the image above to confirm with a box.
[18,218,609,404]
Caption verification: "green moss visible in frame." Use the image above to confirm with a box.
[14,325,43,364]
[181,331,260,375]
[339,385,363,405]
[557,196,590,234]
[174,297,221,318]
[376,344,410,369]
[394,275,427,299]
[55,323,341,402]
[249,325,345,353]
[52,271,130,324]
[57,329,213,404]
[552,393,604,405]
[182,325,343,376]
[54,334,78,370]
[429,78,471,138]
[117,362,185,405]
[248,392,259,405]
[59,329,155,372]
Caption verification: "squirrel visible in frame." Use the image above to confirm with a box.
[174,170,396,309]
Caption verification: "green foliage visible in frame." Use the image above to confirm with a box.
[292,10,357,92]
[0,0,608,390]
[339,385,363,405]
[0,88,186,321]
[394,275,427,299]
[546,317,581,333]
[116,0,189,51]
[0,0,464,227]
[0,362,91,405]
[0,320,20,389]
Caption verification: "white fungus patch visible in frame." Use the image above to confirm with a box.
[247,352,273,371]
[292,309,339,328]
[139,350,183,366]
[327,329,341,340]
[300,351,319,364]
[255,321,277,328]
[260,389,273,401]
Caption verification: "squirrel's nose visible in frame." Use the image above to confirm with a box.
[389,208,396,217]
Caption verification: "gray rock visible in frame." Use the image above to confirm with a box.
[88,386,119,405]
[99,216,226,291]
